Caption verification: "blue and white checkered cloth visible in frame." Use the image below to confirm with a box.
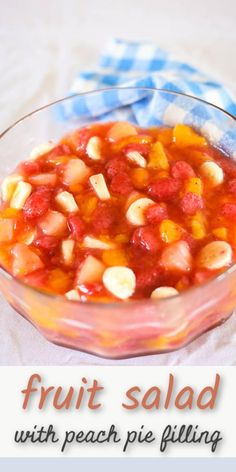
[57,39,236,154]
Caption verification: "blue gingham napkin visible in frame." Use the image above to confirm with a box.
[57,39,236,153]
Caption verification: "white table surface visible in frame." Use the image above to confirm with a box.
[1,0,236,366]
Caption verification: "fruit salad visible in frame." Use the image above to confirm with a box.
[0,121,236,304]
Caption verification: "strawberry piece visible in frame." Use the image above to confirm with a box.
[24,269,48,289]
[110,172,133,195]
[180,192,204,215]
[92,203,116,234]
[161,241,192,272]
[135,266,163,291]
[215,155,236,178]
[221,203,236,219]
[131,226,160,252]
[146,203,168,224]
[123,143,149,156]
[148,178,181,201]
[171,161,195,180]
[12,243,44,276]
[18,160,41,176]
[182,233,201,253]
[105,157,127,179]
[45,144,72,159]
[34,235,59,251]
[227,179,236,195]
[68,215,85,239]
[23,187,51,220]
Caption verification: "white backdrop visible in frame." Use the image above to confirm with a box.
[0,0,236,365]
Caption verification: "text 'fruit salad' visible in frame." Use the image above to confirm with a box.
[0,121,236,303]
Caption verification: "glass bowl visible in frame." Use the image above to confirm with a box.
[0,87,236,359]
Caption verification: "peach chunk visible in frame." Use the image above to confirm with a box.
[107,122,137,142]
[76,255,105,285]
[173,124,207,147]
[160,241,192,272]
[38,211,67,237]
[0,218,14,242]
[12,243,44,276]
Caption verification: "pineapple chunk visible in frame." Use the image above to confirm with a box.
[10,181,32,209]
[126,151,147,168]
[212,227,228,240]
[89,173,110,201]
[29,142,55,160]
[39,211,67,237]
[63,159,90,186]
[12,243,44,276]
[55,191,79,213]
[185,177,203,196]
[76,255,105,285]
[148,141,169,170]
[0,218,14,242]
[1,174,23,202]
[61,239,75,265]
[160,219,183,243]
[86,136,103,161]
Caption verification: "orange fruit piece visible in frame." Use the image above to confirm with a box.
[102,249,128,267]
[148,141,169,170]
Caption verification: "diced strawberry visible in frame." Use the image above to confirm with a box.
[221,203,236,219]
[215,155,236,178]
[105,157,127,179]
[110,172,133,195]
[45,144,72,159]
[146,203,168,224]
[180,192,204,215]
[24,269,48,289]
[131,226,160,252]
[193,270,212,285]
[92,203,116,234]
[182,233,201,253]
[68,215,85,239]
[34,235,59,251]
[171,161,195,180]
[148,178,181,201]
[123,143,149,156]
[160,241,192,272]
[23,187,51,220]
[135,266,164,291]
[18,160,41,176]
[11,243,44,276]
[227,179,236,195]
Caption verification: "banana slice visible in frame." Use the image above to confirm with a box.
[29,142,55,160]
[65,289,81,301]
[55,191,79,213]
[83,235,116,250]
[102,266,136,300]
[126,151,147,168]
[1,174,23,202]
[10,181,32,209]
[61,239,75,265]
[126,197,154,225]
[197,240,232,270]
[76,255,105,285]
[86,136,103,161]
[199,161,224,186]
[151,286,179,300]
[89,173,110,200]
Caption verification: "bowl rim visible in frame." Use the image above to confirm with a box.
[1,85,236,309]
